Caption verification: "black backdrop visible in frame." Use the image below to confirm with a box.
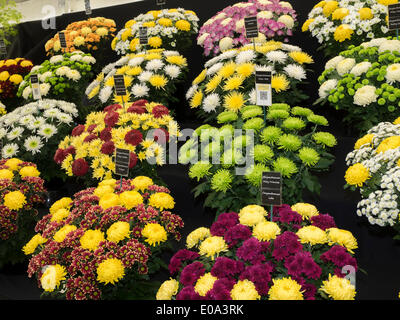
[0,0,399,300]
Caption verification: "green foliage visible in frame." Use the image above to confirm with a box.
[0,0,22,46]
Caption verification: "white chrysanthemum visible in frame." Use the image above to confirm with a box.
[24,136,43,155]
[379,40,400,53]
[27,116,46,130]
[325,56,345,70]
[2,143,19,158]
[7,127,24,141]
[43,108,59,119]
[49,55,64,64]
[362,38,386,48]
[236,50,256,64]
[19,115,35,126]
[203,93,221,113]
[249,88,257,105]
[40,71,53,83]
[138,71,153,82]
[164,65,181,79]
[336,58,356,76]
[131,83,150,97]
[0,128,6,140]
[58,102,78,116]
[55,66,70,76]
[116,56,130,66]
[257,11,273,20]
[38,124,57,139]
[40,83,51,96]
[350,62,372,77]
[266,50,288,64]
[128,56,145,67]
[281,44,302,52]
[219,37,234,52]
[22,86,32,100]
[280,2,292,9]
[186,84,198,100]
[354,85,378,106]
[70,54,83,61]
[66,69,81,81]
[99,86,113,103]
[146,59,164,71]
[81,56,96,64]
[220,18,232,27]
[30,66,41,73]
[218,50,238,61]
[205,56,222,68]
[277,15,295,29]
[198,33,209,46]
[318,79,338,99]
[206,62,223,76]
[163,50,180,57]
[56,112,73,124]
[385,64,400,84]
[283,64,306,80]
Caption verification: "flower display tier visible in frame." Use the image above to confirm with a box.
[85,49,188,108]
[186,41,313,123]
[179,103,336,213]
[17,52,96,120]
[318,37,400,134]
[302,0,391,57]
[24,176,183,300]
[156,203,358,300]
[0,158,47,269]
[198,0,296,57]
[112,8,199,55]
[0,58,33,111]
[55,100,179,186]
[345,118,400,238]
[0,99,79,181]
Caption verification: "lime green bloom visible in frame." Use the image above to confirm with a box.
[313,132,337,148]
[219,124,234,141]
[217,111,238,123]
[282,117,306,131]
[307,114,328,126]
[269,103,290,112]
[203,141,222,158]
[241,105,263,120]
[277,134,302,151]
[179,140,198,164]
[211,169,233,192]
[194,124,212,136]
[298,147,320,167]
[252,145,274,163]
[260,126,282,145]
[189,161,213,181]
[273,157,298,178]
[233,135,252,148]
[267,109,290,120]
[291,107,313,117]
[243,117,265,132]
[221,149,244,168]
[245,163,269,187]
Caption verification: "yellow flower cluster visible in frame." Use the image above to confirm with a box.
[268,277,304,300]
[320,274,356,300]
[40,264,67,292]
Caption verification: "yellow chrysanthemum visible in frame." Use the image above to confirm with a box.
[198,236,228,259]
[194,273,218,296]
[9,74,23,85]
[107,221,130,243]
[149,74,168,89]
[141,223,168,246]
[80,229,105,251]
[326,228,358,253]
[49,197,73,215]
[88,85,100,99]
[148,36,163,48]
[252,221,281,241]
[99,193,120,210]
[193,69,207,85]
[205,75,223,93]
[291,203,319,220]
[334,24,354,42]
[345,163,370,187]
[302,19,315,32]
[268,277,304,300]
[93,185,114,198]
[320,274,356,300]
[218,62,236,79]
[236,63,255,78]
[158,17,173,27]
[131,176,153,192]
[142,21,156,28]
[231,280,261,300]
[156,278,179,300]
[129,38,140,52]
[186,227,211,248]
[332,8,349,20]
[19,166,40,178]
[53,225,77,243]
[239,205,267,227]
[97,258,125,285]
[3,191,26,211]
[223,75,244,91]
[322,1,339,17]
[22,234,47,255]
[50,208,70,223]
[296,225,328,245]
[119,190,143,210]
[41,264,67,292]
[148,192,175,211]
[0,71,9,81]
[223,91,246,112]
[0,169,13,180]
[190,90,203,108]
[376,136,400,153]
[166,55,187,66]
[393,117,400,125]
[288,51,314,64]
[175,20,191,31]
[271,74,290,93]
[359,7,373,20]
[354,134,374,149]
[5,158,22,171]
[314,0,326,8]
[377,0,398,5]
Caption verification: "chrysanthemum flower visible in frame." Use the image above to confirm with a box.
[194,273,218,296]
[107,221,130,243]
[198,236,228,259]
[320,274,356,300]
[344,163,370,187]
[211,169,233,192]
[298,147,320,167]
[273,157,298,178]
[231,280,261,300]
[3,190,26,210]
[156,279,179,300]
[148,192,175,210]
[80,229,105,251]
[268,277,304,300]
[41,264,67,292]
[96,258,125,285]
[260,126,282,145]
[186,227,210,248]
[142,223,168,246]
[189,162,213,181]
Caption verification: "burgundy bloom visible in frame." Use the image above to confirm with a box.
[127,104,147,114]
[272,231,302,261]
[284,251,322,280]
[72,158,89,176]
[99,127,112,142]
[302,283,317,300]
[152,104,170,118]
[168,249,200,274]
[239,263,274,295]
[180,262,205,286]
[206,278,235,300]
[224,224,252,247]
[152,128,169,144]
[275,205,302,227]
[211,257,244,279]
[311,214,337,230]
[71,124,85,137]
[210,214,238,237]
[236,237,263,264]
[176,286,201,300]
[100,141,115,155]
[124,129,143,146]
[320,245,357,270]
[129,152,138,169]
[65,146,76,156]
[104,111,119,127]
[104,104,122,112]
[83,134,98,143]
[131,99,148,107]
[54,149,66,164]
[86,124,97,133]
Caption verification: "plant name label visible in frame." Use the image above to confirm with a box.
[244,16,259,39]
[85,0,92,15]
[255,71,272,106]
[389,3,400,30]
[261,171,282,206]
[58,32,67,49]
[115,148,130,177]
[139,27,148,45]
[113,75,127,96]
[30,75,42,100]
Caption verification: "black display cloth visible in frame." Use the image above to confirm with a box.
[0,0,399,300]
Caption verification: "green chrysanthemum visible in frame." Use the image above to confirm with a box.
[189,161,213,181]
[245,163,269,187]
[217,110,239,124]
[277,134,302,151]
[194,124,212,136]
[270,103,291,112]
[233,135,252,148]
[298,147,320,167]
[179,140,198,164]
[267,109,290,120]
[221,149,244,168]
[211,169,233,192]
[260,126,283,145]
[243,117,265,132]
[273,157,298,178]
[291,106,313,117]
[219,124,234,141]
[307,114,329,126]
[241,105,263,120]
[252,144,274,163]
[203,141,222,158]
[282,117,306,131]
[313,132,337,148]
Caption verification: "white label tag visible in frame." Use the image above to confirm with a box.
[256,83,271,106]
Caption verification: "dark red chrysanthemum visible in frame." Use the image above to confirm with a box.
[124,129,143,146]
[153,128,169,144]
[99,127,112,142]
[152,104,169,118]
[104,104,122,112]
[83,134,98,143]
[127,104,147,114]
[72,158,89,176]
[54,149,66,164]
[131,99,148,107]
[65,146,76,156]
[129,152,138,169]
[104,111,119,127]
[101,141,115,155]
[71,124,85,137]
[86,124,97,133]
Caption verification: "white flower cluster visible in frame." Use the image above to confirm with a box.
[113,8,199,55]
[19,51,96,100]
[0,99,78,158]
[306,0,388,44]
[346,121,400,227]
[85,49,187,104]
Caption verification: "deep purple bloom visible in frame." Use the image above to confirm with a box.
[320,245,357,270]
[272,231,302,261]
[236,237,264,264]
[168,249,200,275]
[284,251,322,280]
[206,278,235,300]
[210,213,239,237]
[211,257,244,279]
[224,224,252,247]
[311,214,337,230]
[176,286,202,300]
[180,262,206,287]
[239,263,274,295]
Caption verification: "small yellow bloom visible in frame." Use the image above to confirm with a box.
[345,163,370,187]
